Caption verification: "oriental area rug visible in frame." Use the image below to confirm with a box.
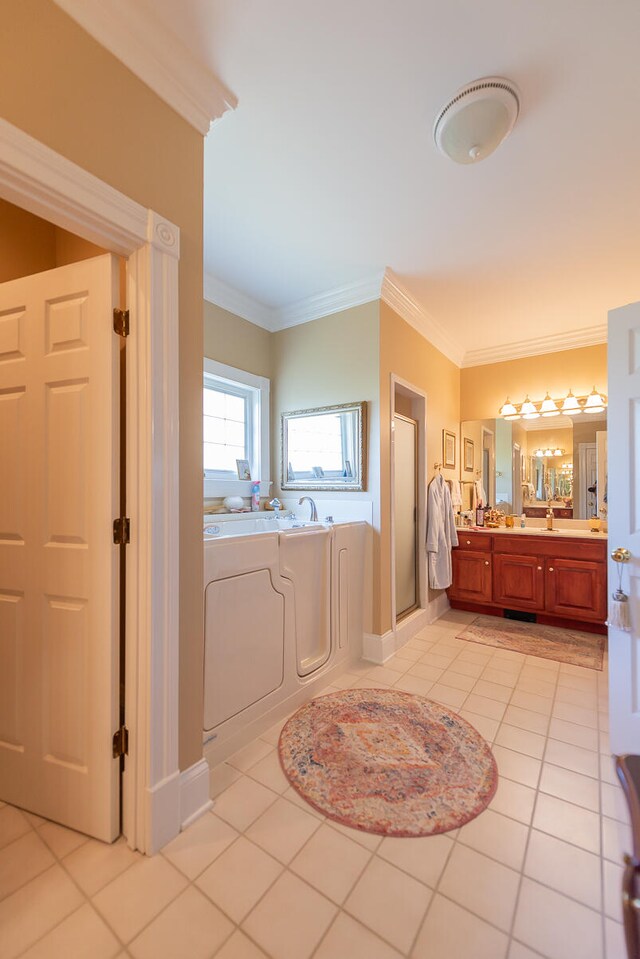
[278,689,497,837]
[457,615,605,670]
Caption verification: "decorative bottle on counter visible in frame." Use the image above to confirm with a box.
[251,480,260,512]
[475,502,485,527]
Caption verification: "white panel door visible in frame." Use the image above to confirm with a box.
[608,302,640,754]
[0,255,120,841]
[394,415,417,618]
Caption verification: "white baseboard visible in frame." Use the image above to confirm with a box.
[428,591,450,624]
[394,607,430,648]
[362,630,395,664]
[363,596,452,665]
[144,771,181,855]
[180,758,213,830]
[141,759,213,855]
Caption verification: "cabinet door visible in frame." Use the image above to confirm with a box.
[449,550,492,603]
[493,553,544,610]
[545,558,607,622]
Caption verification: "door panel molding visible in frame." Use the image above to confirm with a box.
[0,118,185,853]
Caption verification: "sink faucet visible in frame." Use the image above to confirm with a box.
[299,496,318,521]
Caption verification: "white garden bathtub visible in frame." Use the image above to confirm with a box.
[202,517,367,765]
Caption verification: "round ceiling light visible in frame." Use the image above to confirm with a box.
[434,77,520,164]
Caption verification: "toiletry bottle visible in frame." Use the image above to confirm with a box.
[546,507,554,530]
[251,480,260,512]
[475,502,485,527]
[520,513,526,528]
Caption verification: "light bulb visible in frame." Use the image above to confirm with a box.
[584,386,606,414]
[561,389,582,414]
[540,392,560,417]
[521,396,539,419]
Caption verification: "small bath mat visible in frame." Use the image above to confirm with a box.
[278,689,497,837]
[456,615,605,670]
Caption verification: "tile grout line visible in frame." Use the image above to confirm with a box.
[502,656,561,959]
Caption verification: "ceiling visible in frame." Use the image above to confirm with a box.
[141,0,640,361]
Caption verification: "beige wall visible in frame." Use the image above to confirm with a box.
[272,302,380,504]
[0,199,109,283]
[1,0,204,770]
[460,344,608,421]
[379,302,460,635]
[204,301,272,379]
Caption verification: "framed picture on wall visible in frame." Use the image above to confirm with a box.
[443,430,456,469]
[464,438,474,472]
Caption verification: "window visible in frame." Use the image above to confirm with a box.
[203,359,270,497]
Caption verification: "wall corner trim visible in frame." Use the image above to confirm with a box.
[180,759,213,831]
[461,324,608,368]
[204,273,277,331]
[380,270,464,367]
[52,0,237,134]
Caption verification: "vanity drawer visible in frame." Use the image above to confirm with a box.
[456,533,493,551]
[493,536,606,562]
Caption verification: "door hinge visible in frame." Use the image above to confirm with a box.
[113,308,130,337]
[112,725,129,758]
[113,517,131,545]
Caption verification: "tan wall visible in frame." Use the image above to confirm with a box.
[204,301,272,379]
[272,303,380,505]
[460,345,608,421]
[0,199,109,283]
[379,302,461,635]
[0,199,57,281]
[1,0,204,770]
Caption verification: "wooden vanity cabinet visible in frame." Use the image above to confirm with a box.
[449,533,493,604]
[448,530,607,630]
[492,552,544,610]
[545,557,607,622]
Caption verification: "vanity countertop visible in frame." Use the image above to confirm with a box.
[463,526,607,541]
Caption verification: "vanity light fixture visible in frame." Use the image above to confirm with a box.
[520,396,540,420]
[561,389,582,414]
[498,388,607,420]
[499,397,520,420]
[534,448,565,458]
[540,392,560,417]
[584,385,606,414]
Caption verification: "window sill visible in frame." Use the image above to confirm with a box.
[204,478,272,498]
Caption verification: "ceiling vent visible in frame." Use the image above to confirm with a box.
[434,77,520,164]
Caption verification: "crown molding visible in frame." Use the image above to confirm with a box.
[461,323,608,368]
[53,0,237,135]
[275,272,385,330]
[380,270,464,367]
[204,273,276,331]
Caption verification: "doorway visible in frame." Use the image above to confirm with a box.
[0,118,187,855]
[0,243,123,842]
[390,375,428,634]
[578,442,597,518]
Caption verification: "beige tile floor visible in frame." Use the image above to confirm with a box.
[0,610,628,959]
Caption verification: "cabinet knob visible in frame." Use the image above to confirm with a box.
[466,540,471,545]
[484,561,490,566]
[549,567,554,572]
[537,566,542,570]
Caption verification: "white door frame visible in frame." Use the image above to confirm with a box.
[0,118,196,854]
[389,375,432,640]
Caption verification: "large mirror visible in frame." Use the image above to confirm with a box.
[281,401,367,491]
[460,412,607,520]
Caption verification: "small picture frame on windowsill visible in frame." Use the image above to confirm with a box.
[236,458,251,480]
[443,430,456,469]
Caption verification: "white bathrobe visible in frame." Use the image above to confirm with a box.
[426,474,459,589]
